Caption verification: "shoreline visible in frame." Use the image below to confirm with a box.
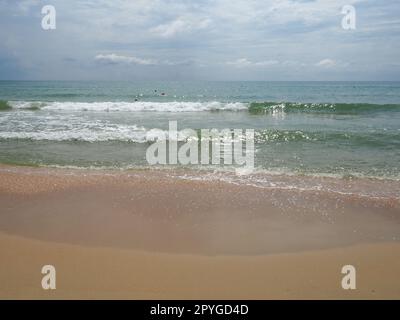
[0,164,400,298]
[1,163,399,197]
[0,164,399,254]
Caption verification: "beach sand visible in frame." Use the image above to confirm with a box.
[0,165,399,299]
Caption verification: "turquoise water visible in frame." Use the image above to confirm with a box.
[0,81,400,179]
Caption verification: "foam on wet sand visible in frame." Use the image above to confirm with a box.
[0,165,399,299]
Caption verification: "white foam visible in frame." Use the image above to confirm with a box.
[0,124,150,143]
[0,125,202,143]
[10,101,248,112]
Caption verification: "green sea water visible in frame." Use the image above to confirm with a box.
[0,81,399,180]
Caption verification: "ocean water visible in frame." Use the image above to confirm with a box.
[0,81,400,181]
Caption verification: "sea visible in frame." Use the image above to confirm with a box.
[0,81,399,189]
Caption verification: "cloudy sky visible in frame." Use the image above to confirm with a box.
[0,0,399,80]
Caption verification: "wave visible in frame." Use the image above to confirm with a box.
[0,125,148,143]
[1,127,399,147]
[248,102,400,114]
[255,129,400,147]
[0,100,12,110]
[6,101,247,112]
[2,100,400,114]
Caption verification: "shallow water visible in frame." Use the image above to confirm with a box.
[0,81,399,182]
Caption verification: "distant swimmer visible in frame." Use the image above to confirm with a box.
[161,92,166,96]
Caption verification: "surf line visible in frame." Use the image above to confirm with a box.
[145,121,255,174]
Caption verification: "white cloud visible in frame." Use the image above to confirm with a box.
[150,17,211,38]
[315,58,336,68]
[227,57,348,70]
[282,60,306,67]
[95,54,157,65]
[2,0,41,16]
[212,0,366,27]
[94,54,196,67]
[1,0,398,80]
[162,59,196,66]
[18,0,39,13]
[227,58,279,68]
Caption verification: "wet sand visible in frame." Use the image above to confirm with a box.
[0,165,400,299]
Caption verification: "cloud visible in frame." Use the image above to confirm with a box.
[315,58,337,68]
[17,0,40,15]
[150,17,211,38]
[162,59,196,66]
[282,60,306,67]
[95,54,157,65]
[0,0,399,80]
[227,58,279,68]
[94,54,196,67]
[212,0,366,27]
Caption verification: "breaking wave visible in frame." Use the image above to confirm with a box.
[2,100,400,114]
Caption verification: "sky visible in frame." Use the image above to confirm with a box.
[0,0,399,81]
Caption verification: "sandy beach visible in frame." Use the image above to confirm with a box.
[1,0,400,305]
[0,165,400,299]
